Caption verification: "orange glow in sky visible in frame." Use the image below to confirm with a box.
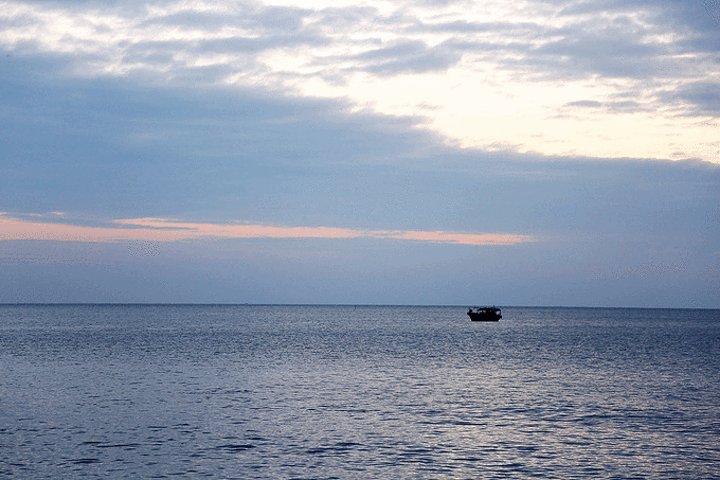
[0,215,533,246]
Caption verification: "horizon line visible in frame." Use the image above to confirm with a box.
[1,303,715,310]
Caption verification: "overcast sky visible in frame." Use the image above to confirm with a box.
[1,0,719,306]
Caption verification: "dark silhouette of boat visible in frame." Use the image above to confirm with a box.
[467,306,502,321]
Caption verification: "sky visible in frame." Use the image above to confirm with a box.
[1,0,719,306]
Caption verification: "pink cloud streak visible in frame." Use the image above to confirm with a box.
[0,215,533,246]
[378,230,530,246]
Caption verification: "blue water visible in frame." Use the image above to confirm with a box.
[0,305,718,479]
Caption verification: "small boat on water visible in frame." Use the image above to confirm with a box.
[467,306,502,321]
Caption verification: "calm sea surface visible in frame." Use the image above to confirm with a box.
[1,305,719,479]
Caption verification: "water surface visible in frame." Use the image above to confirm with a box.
[1,305,718,478]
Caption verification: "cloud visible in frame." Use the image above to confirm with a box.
[376,229,531,246]
[563,99,649,114]
[1,1,713,86]
[659,81,720,116]
[565,100,603,108]
[0,215,534,246]
[349,40,462,76]
[3,52,719,238]
[1,0,718,160]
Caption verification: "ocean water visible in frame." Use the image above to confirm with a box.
[0,305,719,479]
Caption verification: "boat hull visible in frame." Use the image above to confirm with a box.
[467,307,502,321]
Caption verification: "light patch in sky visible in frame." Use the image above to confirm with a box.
[302,70,720,159]
[0,215,534,246]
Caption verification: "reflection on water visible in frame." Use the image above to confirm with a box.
[0,305,719,478]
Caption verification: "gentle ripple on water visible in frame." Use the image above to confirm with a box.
[0,305,719,478]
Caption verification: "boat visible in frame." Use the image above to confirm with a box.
[467,306,502,321]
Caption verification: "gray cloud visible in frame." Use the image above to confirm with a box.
[418,20,544,34]
[140,4,312,32]
[3,55,718,233]
[3,0,717,88]
[565,100,603,108]
[138,10,238,29]
[564,99,649,114]
[659,81,720,115]
[384,1,720,109]
[350,40,462,75]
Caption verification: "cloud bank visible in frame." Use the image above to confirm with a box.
[1,0,718,161]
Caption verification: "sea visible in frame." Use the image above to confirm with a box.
[0,304,718,479]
